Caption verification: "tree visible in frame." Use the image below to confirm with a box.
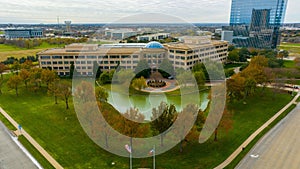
[239,47,249,62]
[244,78,257,97]
[118,108,149,152]
[278,50,289,58]
[48,79,61,104]
[99,71,110,85]
[214,108,233,141]
[193,71,206,88]
[151,102,177,147]
[95,86,108,102]
[158,59,174,78]
[70,62,75,78]
[191,63,205,73]
[11,61,20,75]
[176,71,194,87]
[225,69,235,78]
[20,60,33,70]
[228,49,240,62]
[249,55,269,67]
[58,81,72,109]
[195,109,206,132]
[227,74,246,101]
[0,63,6,79]
[228,45,235,52]
[29,68,42,91]
[173,104,198,152]
[116,69,135,85]
[131,77,147,90]
[7,75,22,96]
[20,69,31,89]
[41,69,57,88]
[93,61,102,78]
[134,59,150,78]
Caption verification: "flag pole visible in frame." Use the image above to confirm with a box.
[130,150,132,169]
[153,145,155,169]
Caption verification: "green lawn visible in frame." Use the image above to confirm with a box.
[224,63,244,70]
[0,75,293,169]
[280,43,300,55]
[283,60,296,68]
[0,43,63,61]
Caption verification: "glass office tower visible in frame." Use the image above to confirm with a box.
[228,0,288,49]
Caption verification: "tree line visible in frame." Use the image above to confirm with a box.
[0,37,88,49]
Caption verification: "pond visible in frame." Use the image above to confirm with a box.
[106,86,210,120]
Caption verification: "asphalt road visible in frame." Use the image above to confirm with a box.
[236,103,300,169]
[0,122,37,169]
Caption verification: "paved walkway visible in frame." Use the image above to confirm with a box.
[0,107,63,169]
[0,121,38,169]
[215,93,300,169]
[236,103,300,169]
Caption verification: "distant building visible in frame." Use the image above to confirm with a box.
[4,28,44,39]
[105,29,138,40]
[137,33,170,41]
[221,31,233,43]
[38,39,228,76]
[228,0,288,49]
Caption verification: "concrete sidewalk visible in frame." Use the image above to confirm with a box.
[215,93,300,169]
[0,107,63,169]
[0,121,38,169]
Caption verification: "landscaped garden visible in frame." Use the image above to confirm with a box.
[0,71,294,168]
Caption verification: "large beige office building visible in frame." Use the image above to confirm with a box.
[38,37,228,76]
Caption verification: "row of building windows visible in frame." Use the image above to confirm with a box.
[40,55,140,60]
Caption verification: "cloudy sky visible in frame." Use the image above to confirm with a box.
[0,0,298,24]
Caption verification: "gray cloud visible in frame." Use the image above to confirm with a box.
[0,0,298,23]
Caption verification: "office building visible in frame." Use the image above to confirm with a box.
[221,31,234,43]
[105,29,138,40]
[4,28,44,39]
[228,0,288,49]
[137,33,170,41]
[38,39,228,76]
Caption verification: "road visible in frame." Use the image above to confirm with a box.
[236,103,300,169]
[0,122,38,169]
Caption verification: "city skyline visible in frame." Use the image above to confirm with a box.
[0,0,299,24]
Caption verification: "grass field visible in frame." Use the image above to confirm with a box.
[0,75,293,169]
[0,43,63,62]
[224,63,244,70]
[283,60,296,68]
[280,43,300,55]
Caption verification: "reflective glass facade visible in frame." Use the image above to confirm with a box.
[230,0,288,26]
[228,0,288,49]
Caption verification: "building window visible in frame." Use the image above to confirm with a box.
[41,56,50,59]
[52,56,62,59]
[87,56,97,59]
[176,50,185,54]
